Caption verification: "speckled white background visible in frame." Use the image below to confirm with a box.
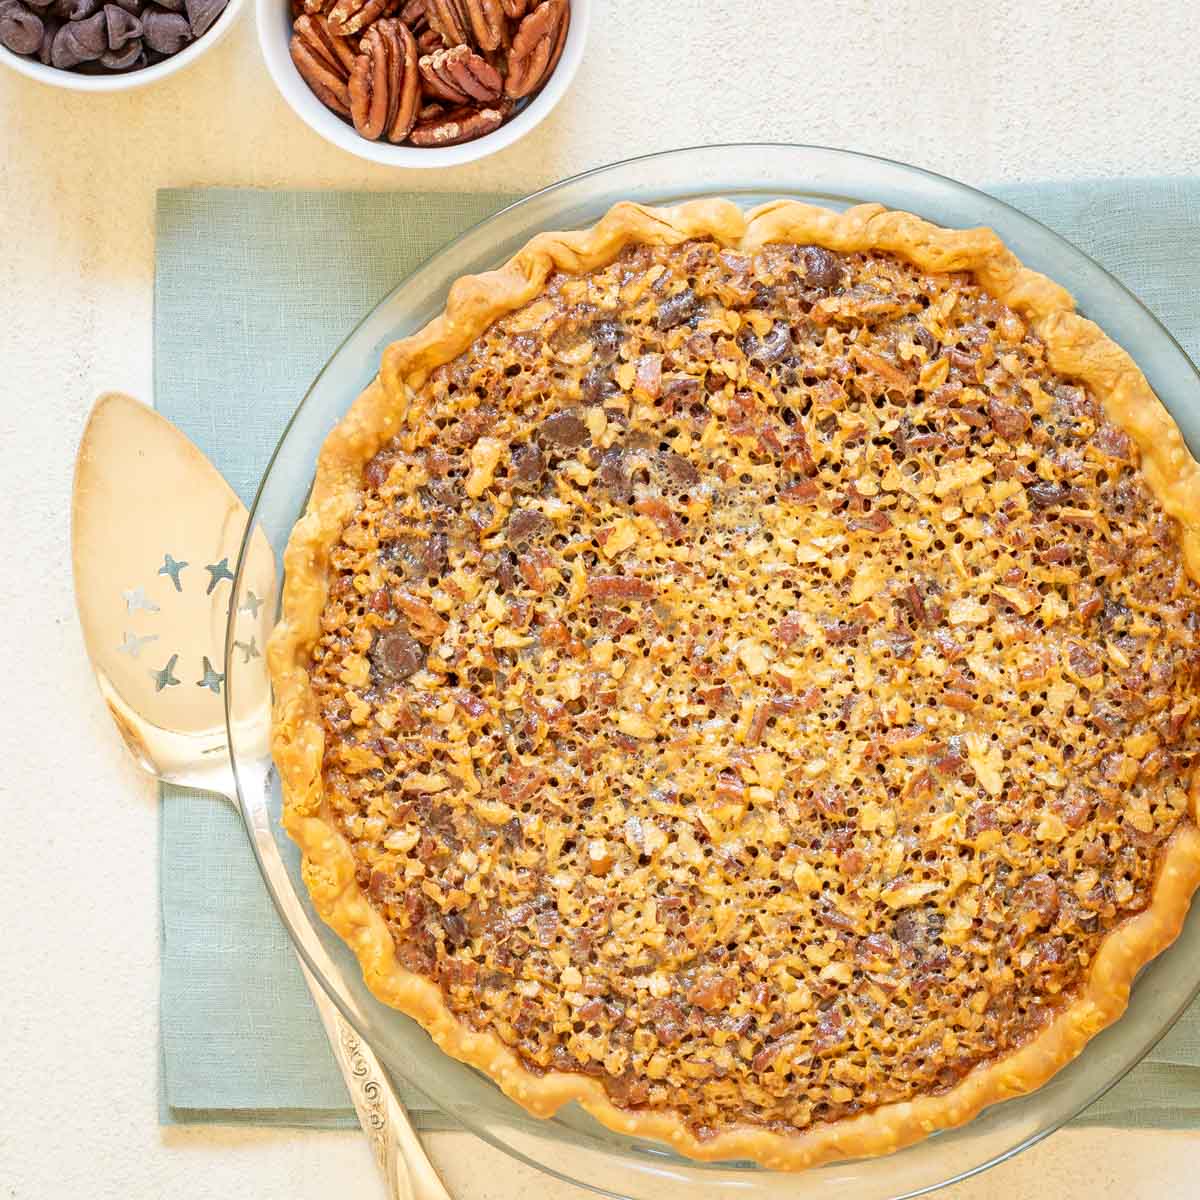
[3,0,1200,1196]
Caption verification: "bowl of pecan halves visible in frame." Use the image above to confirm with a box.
[258,0,585,164]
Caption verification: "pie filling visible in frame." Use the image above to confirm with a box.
[309,238,1200,1138]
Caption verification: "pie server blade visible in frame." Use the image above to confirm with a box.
[71,389,274,790]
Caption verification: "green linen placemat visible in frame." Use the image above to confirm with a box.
[156,189,514,1128]
[156,179,1200,1131]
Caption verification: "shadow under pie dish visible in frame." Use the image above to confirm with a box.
[266,197,1200,1170]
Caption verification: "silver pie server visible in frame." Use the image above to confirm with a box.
[72,391,452,1200]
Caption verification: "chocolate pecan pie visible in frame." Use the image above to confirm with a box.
[268,200,1200,1168]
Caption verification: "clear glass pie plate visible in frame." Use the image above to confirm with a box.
[225,144,1200,1200]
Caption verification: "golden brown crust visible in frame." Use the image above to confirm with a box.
[267,199,1200,1169]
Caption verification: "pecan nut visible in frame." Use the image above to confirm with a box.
[503,0,566,98]
[426,0,501,50]
[349,17,420,142]
[423,0,466,42]
[463,0,502,49]
[499,0,525,16]
[408,99,508,146]
[326,0,395,36]
[290,13,356,116]
[399,0,425,28]
[419,43,502,103]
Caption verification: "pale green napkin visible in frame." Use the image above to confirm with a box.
[156,180,1200,1130]
[157,190,515,1127]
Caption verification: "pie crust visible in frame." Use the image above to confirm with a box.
[268,199,1200,1169]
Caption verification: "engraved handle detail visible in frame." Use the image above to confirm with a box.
[299,960,453,1200]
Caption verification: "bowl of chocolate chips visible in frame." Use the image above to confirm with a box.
[0,0,242,88]
[258,0,588,165]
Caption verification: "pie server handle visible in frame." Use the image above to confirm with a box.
[303,957,453,1200]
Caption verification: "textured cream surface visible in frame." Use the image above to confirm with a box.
[3,0,1200,1195]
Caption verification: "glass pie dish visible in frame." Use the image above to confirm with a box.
[225,144,1200,1200]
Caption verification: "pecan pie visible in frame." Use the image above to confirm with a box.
[269,200,1200,1168]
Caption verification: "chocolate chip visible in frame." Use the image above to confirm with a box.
[50,9,105,64]
[363,450,396,490]
[893,907,942,953]
[741,320,791,365]
[446,403,497,447]
[1067,641,1102,680]
[509,442,544,487]
[369,628,425,684]
[424,532,449,577]
[1026,480,1070,509]
[53,0,97,19]
[596,447,632,500]
[103,2,139,45]
[1093,423,1132,461]
[183,0,223,35]
[36,11,58,58]
[141,4,187,51]
[656,287,702,331]
[99,31,139,63]
[440,911,469,948]
[1016,874,1060,927]
[494,553,515,592]
[0,0,43,53]
[1099,597,1130,632]
[580,364,617,405]
[506,507,548,548]
[800,245,842,290]
[660,451,699,489]
[539,409,589,449]
[386,532,448,582]
[590,318,624,363]
[912,325,938,354]
[420,477,464,512]
[988,398,1029,441]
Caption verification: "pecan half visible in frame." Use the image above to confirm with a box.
[399,0,425,28]
[290,13,357,117]
[423,0,467,43]
[419,43,502,102]
[326,0,395,36]
[349,17,420,142]
[499,0,525,16]
[426,0,501,50]
[408,99,508,145]
[504,0,566,98]
[462,0,502,49]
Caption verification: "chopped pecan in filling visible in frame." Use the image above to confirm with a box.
[310,238,1200,1137]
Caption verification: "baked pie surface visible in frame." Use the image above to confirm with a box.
[268,199,1200,1169]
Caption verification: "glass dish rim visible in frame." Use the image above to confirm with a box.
[226,142,1200,1200]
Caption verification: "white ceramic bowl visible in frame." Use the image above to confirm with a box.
[257,0,589,167]
[0,0,245,91]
